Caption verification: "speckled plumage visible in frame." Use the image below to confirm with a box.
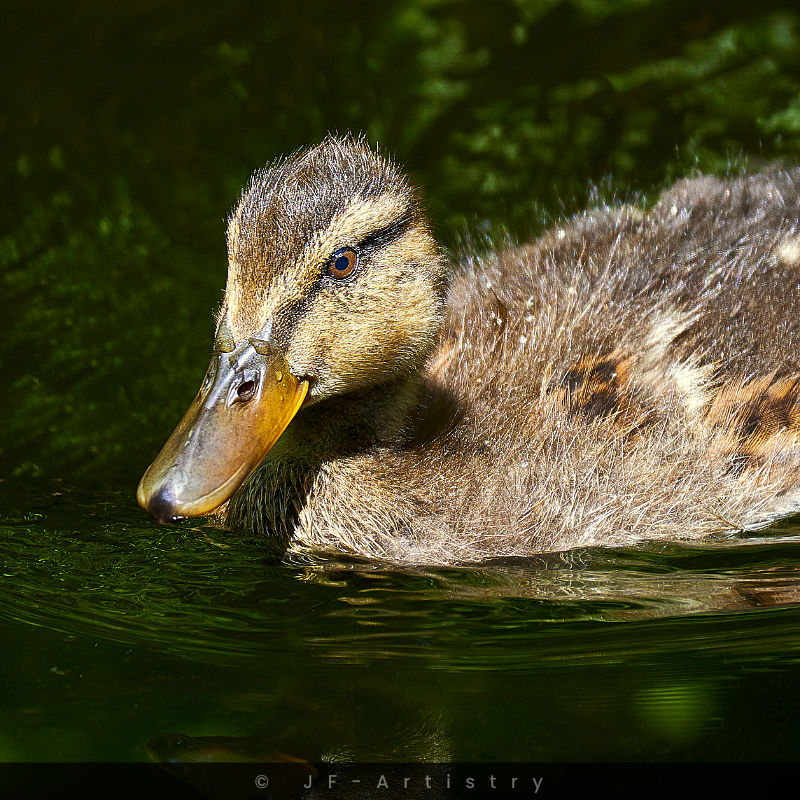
[212,136,800,564]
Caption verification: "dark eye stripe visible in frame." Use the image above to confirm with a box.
[277,207,417,342]
[324,208,413,282]
[358,208,414,252]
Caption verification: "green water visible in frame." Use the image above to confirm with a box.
[3,0,800,764]
[3,480,800,762]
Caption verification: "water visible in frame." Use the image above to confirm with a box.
[3,0,800,768]
[2,480,800,762]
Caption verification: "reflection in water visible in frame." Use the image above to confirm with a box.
[146,733,321,766]
[2,483,800,762]
[634,683,715,746]
[145,692,454,798]
[146,734,318,800]
[147,700,451,764]
[296,539,800,621]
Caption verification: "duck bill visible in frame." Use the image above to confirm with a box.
[137,349,308,523]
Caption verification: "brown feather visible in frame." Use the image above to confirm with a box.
[208,136,800,563]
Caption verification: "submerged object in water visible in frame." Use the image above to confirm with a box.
[146,733,317,799]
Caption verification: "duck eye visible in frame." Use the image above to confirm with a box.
[328,248,358,280]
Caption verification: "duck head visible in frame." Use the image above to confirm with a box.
[138,135,448,523]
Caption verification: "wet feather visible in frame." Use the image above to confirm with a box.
[215,136,800,563]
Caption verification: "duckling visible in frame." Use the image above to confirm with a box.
[138,135,800,564]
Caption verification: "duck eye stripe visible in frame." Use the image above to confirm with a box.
[358,208,413,252]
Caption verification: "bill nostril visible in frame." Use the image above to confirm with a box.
[236,379,256,401]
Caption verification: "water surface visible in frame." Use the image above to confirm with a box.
[2,481,800,762]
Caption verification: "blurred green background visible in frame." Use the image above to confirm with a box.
[3,0,800,487]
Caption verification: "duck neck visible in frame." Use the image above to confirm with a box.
[223,372,457,547]
[269,375,425,463]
